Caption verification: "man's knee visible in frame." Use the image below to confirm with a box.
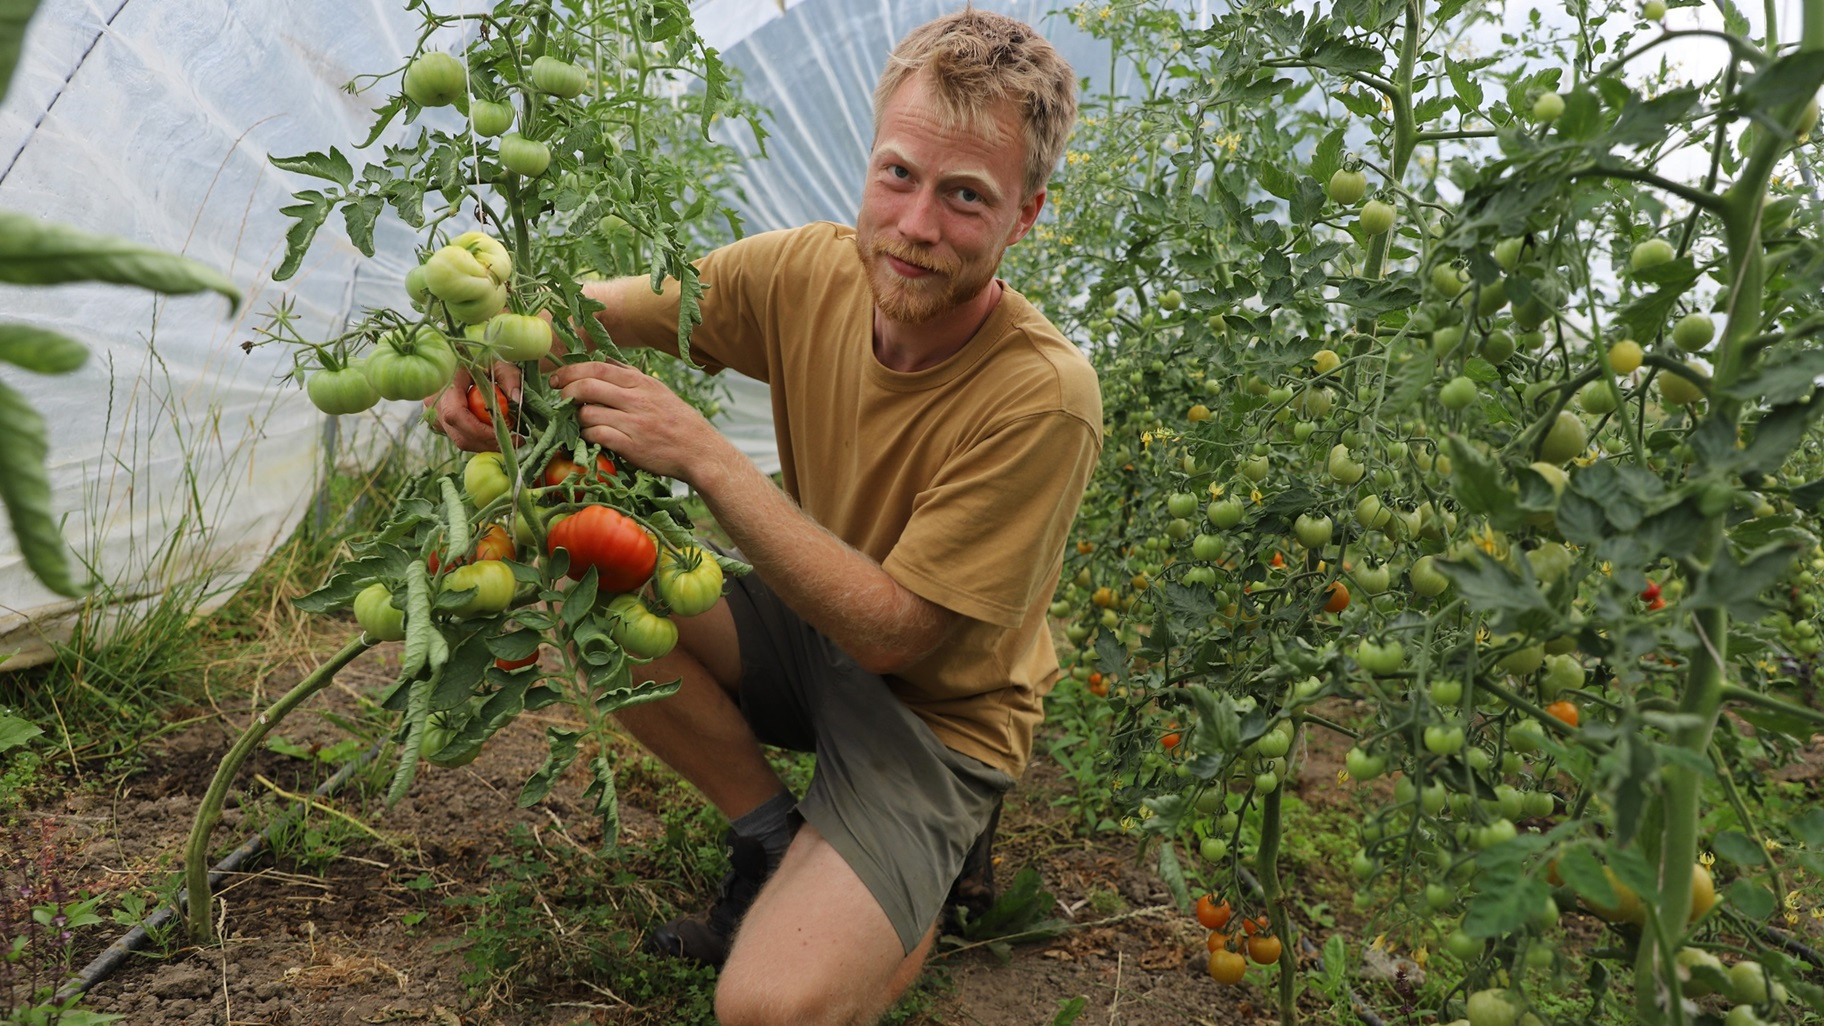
[713,972,868,1026]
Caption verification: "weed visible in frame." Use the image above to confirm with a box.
[0,821,118,1025]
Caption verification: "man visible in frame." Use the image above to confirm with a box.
[433,11,1099,1024]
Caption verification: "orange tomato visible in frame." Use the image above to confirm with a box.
[1206,930,1233,953]
[1240,913,1271,937]
[1323,580,1350,613]
[1207,948,1247,985]
[1545,700,1580,728]
[1195,895,1233,930]
[473,523,514,562]
[1161,731,1182,750]
[1247,934,1283,965]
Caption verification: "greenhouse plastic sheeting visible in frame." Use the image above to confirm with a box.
[0,0,1189,667]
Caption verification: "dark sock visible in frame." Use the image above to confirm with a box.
[730,790,797,868]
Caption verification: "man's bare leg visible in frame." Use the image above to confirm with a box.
[715,823,935,1026]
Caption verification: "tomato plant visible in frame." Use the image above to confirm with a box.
[1011,0,1824,1020]
[192,0,764,946]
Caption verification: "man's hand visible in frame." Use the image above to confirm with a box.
[425,362,524,452]
[549,359,735,487]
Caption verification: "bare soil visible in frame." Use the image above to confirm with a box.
[9,642,1402,1026]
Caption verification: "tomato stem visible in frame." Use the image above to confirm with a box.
[184,634,371,943]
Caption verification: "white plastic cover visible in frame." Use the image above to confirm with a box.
[0,0,1155,667]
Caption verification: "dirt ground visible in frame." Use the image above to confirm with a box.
[11,641,1395,1026]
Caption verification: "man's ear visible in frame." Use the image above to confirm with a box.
[1006,188,1046,247]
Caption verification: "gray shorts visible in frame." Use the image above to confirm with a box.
[722,563,1013,954]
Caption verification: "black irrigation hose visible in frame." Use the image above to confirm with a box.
[56,739,386,1000]
[1235,866,1389,1026]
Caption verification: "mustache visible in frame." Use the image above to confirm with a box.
[869,238,959,276]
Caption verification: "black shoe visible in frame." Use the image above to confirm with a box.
[644,830,773,968]
[942,796,1003,935]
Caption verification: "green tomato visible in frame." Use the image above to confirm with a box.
[1466,989,1519,1026]
[482,313,554,362]
[499,133,551,177]
[1207,498,1244,528]
[1293,514,1333,549]
[1359,199,1396,235]
[1429,677,1463,706]
[1356,638,1405,675]
[403,52,465,107]
[1538,410,1589,465]
[1159,288,1183,311]
[1659,362,1707,406]
[424,242,507,304]
[405,264,433,309]
[1498,643,1546,676]
[1432,263,1469,298]
[353,583,407,641]
[364,325,456,401]
[442,560,516,618]
[1532,91,1566,123]
[1439,375,1477,411]
[1672,312,1715,352]
[1475,280,1510,318]
[1328,168,1367,205]
[1241,455,1271,482]
[1478,328,1515,363]
[1354,562,1390,595]
[1493,237,1529,271]
[463,451,512,509]
[1166,491,1198,518]
[606,593,679,661]
[530,55,588,98]
[1326,444,1365,485]
[1200,835,1229,862]
[445,283,508,325]
[1578,380,1619,415]
[1191,534,1224,561]
[470,98,515,137]
[1345,747,1384,780]
[1410,555,1450,597]
[1630,237,1675,271]
[1642,0,1667,17]
[307,365,380,415]
[1254,728,1292,758]
[1424,725,1465,756]
[655,545,725,617]
[1539,654,1583,697]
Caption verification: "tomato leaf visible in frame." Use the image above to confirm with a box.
[270,148,355,189]
[1606,88,1702,148]
[0,212,240,308]
[1742,398,1824,475]
[0,323,86,375]
[1723,349,1824,405]
[1155,842,1193,911]
[341,195,383,258]
[518,726,583,807]
[1685,541,1800,616]
[0,0,39,107]
[1723,878,1778,919]
[1309,126,1345,184]
[0,377,83,596]
[1446,57,1485,114]
[274,191,332,282]
[357,95,404,150]
[1336,88,1382,118]
[1439,552,1555,634]
[1711,829,1769,867]
[1462,837,1548,938]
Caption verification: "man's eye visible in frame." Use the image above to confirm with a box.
[888,164,910,179]
[957,187,981,204]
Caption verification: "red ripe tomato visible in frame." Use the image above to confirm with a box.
[495,651,540,671]
[545,505,655,591]
[466,383,510,426]
[543,453,617,493]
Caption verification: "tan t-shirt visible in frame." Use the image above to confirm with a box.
[619,222,1103,775]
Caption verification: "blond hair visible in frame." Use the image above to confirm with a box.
[874,10,1078,200]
